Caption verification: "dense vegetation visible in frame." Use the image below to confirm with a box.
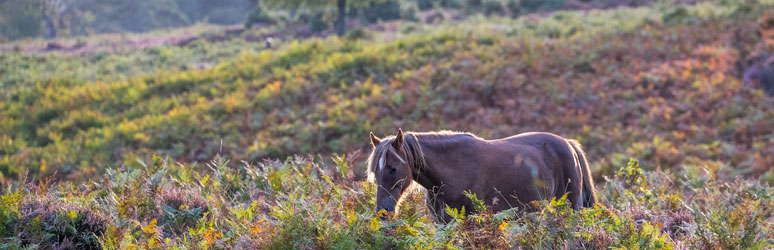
[1,0,774,248]
[0,0,255,41]
[1,0,687,41]
[0,155,771,248]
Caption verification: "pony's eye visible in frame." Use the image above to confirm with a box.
[389,166,397,173]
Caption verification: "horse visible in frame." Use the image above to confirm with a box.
[367,129,597,222]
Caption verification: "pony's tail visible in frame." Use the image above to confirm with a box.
[569,140,597,208]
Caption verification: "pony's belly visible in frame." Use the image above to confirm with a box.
[478,151,556,210]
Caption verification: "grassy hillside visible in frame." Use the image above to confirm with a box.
[1,0,774,248]
[2,0,773,181]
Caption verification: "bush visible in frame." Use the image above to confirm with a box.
[346,28,372,40]
[520,0,566,12]
[245,6,276,28]
[466,0,483,8]
[743,53,774,96]
[663,6,690,25]
[506,0,521,17]
[302,12,330,33]
[440,0,463,9]
[156,188,209,236]
[0,190,22,240]
[756,60,774,95]
[424,11,446,23]
[401,3,421,22]
[417,0,434,10]
[16,201,109,250]
[361,1,402,23]
[483,0,505,16]
[519,0,542,11]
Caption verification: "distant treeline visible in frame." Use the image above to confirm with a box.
[0,0,644,41]
[0,0,255,41]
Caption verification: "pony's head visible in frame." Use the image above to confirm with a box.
[367,128,421,218]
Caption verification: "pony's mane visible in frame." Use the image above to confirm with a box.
[404,130,478,138]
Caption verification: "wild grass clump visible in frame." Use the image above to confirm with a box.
[156,187,209,236]
[13,200,109,250]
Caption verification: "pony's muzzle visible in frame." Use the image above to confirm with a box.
[378,197,397,219]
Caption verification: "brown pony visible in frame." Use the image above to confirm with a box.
[367,129,597,222]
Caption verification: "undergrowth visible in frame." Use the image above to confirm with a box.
[0,156,771,249]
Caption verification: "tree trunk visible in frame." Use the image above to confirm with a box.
[41,1,57,38]
[335,0,346,36]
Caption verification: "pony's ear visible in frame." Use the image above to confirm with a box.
[392,128,404,150]
[370,132,381,146]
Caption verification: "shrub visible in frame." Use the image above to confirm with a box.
[756,60,774,95]
[346,28,372,40]
[245,6,276,28]
[483,0,505,16]
[520,0,565,11]
[417,0,434,10]
[361,1,402,23]
[298,12,330,33]
[466,0,483,9]
[424,11,446,23]
[440,0,463,9]
[663,6,690,25]
[401,3,421,22]
[15,201,109,250]
[156,188,209,236]
[0,190,22,239]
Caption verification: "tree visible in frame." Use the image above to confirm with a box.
[262,0,386,36]
[0,0,43,40]
[40,0,67,38]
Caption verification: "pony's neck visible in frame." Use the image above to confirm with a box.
[408,133,463,190]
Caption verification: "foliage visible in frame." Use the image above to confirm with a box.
[417,0,434,10]
[360,1,403,23]
[0,155,769,248]
[0,0,43,41]
[346,27,373,40]
[14,200,109,249]
[0,0,256,41]
[0,0,712,41]
[520,0,566,12]
[246,5,278,28]
[262,0,389,35]
[482,0,505,16]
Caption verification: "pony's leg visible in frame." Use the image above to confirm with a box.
[566,174,584,210]
[557,140,585,210]
[433,201,452,223]
[426,187,452,223]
